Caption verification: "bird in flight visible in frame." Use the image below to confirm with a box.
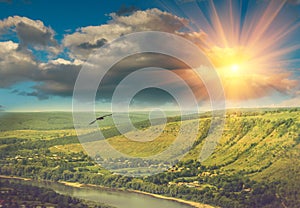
[89,114,112,125]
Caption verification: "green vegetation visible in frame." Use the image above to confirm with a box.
[0,179,114,208]
[0,108,299,207]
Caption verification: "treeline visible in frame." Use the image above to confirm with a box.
[68,160,285,208]
[1,158,289,208]
[0,179,113,208]
[0,135,79,156]
[1,108,300,207]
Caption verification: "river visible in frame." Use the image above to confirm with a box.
[1,177,196,208]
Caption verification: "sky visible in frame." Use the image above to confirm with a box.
[0,0,300,112]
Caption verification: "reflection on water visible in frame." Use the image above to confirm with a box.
[2,178,193,208]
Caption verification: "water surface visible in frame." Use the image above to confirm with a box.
[2,178,193,208]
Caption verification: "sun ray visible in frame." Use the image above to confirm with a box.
[160,0,300,101]
[253,44,300,64]
[208,0,229,47]
[252,21,300,58]
[248,0,286,49]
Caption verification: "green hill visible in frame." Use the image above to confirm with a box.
[0,108,299,207]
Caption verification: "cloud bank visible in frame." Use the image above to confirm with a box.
[63,8,189,60]
[0,7,299,105]
[0,16,59,54]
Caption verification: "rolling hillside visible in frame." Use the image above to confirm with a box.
[0,108,299,207]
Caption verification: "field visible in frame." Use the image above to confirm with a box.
[0,108,299,207]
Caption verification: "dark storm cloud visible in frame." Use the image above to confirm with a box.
[0,9,211,105]
[63,8,189,60]
[93,53,208,104]
[29,53,191,101]
[130,88,177,106]
[0,41,80,99]
[0,41,38,87]
[116,5,138,16]
[77,38,107,49]
[29,61,82,99]
[16,21,57,49]
[0,37,209,103]
[0,16,59,54]
[0,7,297,104]
[18,90,49,100]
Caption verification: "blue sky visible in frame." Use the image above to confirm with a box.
[0,0,159,111]
[0,0,300,112]
[0,0,156,27]
[0,0,158,111]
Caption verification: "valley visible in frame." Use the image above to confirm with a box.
[0,108,299,207]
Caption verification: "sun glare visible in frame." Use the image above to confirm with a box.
[231,64,239,73]
[162,0,300,100]
[175,0,300,100]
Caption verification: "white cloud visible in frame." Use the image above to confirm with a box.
[63,8,189,60]
[0,16,59,54]
[45,58,83,66]
[0,40,81,98]
[278,91,300,107]
[0,9,298,104]
[109,8,188,32]
[0,41,38,87]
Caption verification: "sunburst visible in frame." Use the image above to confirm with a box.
[230,64,239,73]
[164,0,300,101]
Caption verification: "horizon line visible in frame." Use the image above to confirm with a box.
[2,106,299,113]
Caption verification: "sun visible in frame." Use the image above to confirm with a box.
[182,0,300,101]
[230,64,239,73]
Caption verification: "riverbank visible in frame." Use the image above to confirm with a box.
[128,189,214,208]
[59,180,214,208]
[0,175,214,208]
[0,175,32,181]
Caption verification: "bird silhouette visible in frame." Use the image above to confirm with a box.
[89,114,112,125]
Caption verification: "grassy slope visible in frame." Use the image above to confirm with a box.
[1,109,299,183]
[183,109,300,183]
[56,109,300,185]
[0,112,156,131]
